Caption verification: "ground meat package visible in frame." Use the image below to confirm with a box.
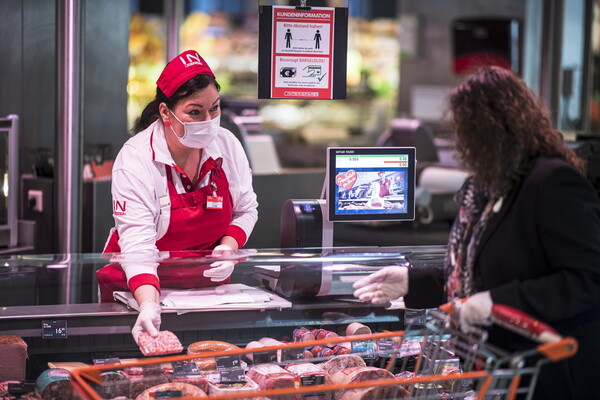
[0,336,28,382]
[137,331,183,356]
[247,364,295,398]
[320,355,366,376]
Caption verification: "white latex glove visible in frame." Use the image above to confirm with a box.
[211,244,234,257]
[352,266,409,304]
[458,291,493,333]
[203,260,235,282]
[131,300,161,344]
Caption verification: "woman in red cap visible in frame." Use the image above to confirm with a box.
[96,50,258,344]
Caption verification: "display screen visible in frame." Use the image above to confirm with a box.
[327,147,416,222]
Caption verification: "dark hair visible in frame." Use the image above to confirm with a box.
[447,66,584,196]
[132,74,221,134]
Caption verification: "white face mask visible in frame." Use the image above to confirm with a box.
[168,110,220,149]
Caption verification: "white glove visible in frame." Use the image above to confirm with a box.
[352,266,409,304]
[211,244,234,257]
[458,291,493,333]
[131,300,161,344]
[203,260,235,282]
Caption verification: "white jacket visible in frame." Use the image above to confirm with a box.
[110,119,258,256]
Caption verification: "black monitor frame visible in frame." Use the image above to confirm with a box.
[326,147,416,222]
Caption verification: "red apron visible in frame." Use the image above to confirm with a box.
[97,157,233,302]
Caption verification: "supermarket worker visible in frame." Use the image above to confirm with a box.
[96,49,258,343]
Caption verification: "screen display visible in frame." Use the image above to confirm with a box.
[327,147,416,222]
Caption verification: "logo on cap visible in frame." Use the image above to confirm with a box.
[179,52,204,68]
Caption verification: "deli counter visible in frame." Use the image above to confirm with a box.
[0,245,446,384]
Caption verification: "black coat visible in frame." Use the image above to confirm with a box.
[405,157,600,399]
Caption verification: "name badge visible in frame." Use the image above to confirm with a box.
[207,195,223,209]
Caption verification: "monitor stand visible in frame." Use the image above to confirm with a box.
[317,199,334,248]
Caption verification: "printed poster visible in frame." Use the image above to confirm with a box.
[258,6,348,100]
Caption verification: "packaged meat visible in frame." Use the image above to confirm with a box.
[331,345,351,355]
[340,385,410,400]
[134,381,207,399]
[247,364,295,391]
[187,340,241,371]
[311,345,334,358]
[35,368,72,400]
[0,336,27,382]
[167,373,209,393]
[285,362,332,399]
[345,323,371,336]
[320,355,366,376]
[121,371,169,399]
[207,376,259,398]
[293,327,316,342]
[122,363,163,376]
[331,367,395,400]
[137,331,183,357]
[93,370,130,399]
[312,329,339,340]
[394,370,416,391]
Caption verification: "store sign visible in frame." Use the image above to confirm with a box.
[258,5,348,99]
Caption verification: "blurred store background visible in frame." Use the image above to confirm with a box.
[0,0,599,254]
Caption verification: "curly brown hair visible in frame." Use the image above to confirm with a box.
[447,66,584,196]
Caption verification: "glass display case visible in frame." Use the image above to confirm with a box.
[0,245,446,385]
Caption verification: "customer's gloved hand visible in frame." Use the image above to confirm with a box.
[203,260,235,282]
[352,266,409,304]
[458,291,493,333]
[131,300,161,344]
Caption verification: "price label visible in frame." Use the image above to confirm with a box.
[215,355,241,370]
[8,382,35,395]
[280,347,305,361]
[92,357,121,366]
[404,309,426,327]
[377,339,399,357]
[252,350,278,364]
[218,368,246,384]
[172,361,200,376]
[41,320,68,339]
[351,340,376,359]
[154,390,183,399]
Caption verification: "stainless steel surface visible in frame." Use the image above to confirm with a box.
[165,0,184,60]
[57,0,82,256]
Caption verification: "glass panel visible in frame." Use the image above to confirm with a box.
[590,0,600,135]
[557,0,586,136]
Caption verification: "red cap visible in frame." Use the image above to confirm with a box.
[156,50,215,97]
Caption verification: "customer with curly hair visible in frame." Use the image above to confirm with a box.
[354,66,600,399]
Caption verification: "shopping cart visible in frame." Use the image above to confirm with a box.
[69,304,577,400]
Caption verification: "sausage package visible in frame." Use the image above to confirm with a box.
[137,331,183,357]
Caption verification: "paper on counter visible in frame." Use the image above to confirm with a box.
[113,283,292,314]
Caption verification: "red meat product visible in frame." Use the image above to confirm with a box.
[0,336,27,382]
[134,381,207,399]
[331,367,395,400]
[247,364,295,391]
[36,369,72,400]
[167,373,209,393]
[123,363,163,376]
[187,340,241,371]
[285,362,332,399]
[137,331,183,356]
[331,366,394,385]
[320,355,366,376]
[120,371,169,399]
[93,370,131,399]
[340,385,410,400]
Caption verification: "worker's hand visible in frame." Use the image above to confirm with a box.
[203,260,235,282]
[210,244,234,257]
[458,291,493,333]
[131,300,161,344]
[352,266,409,304]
